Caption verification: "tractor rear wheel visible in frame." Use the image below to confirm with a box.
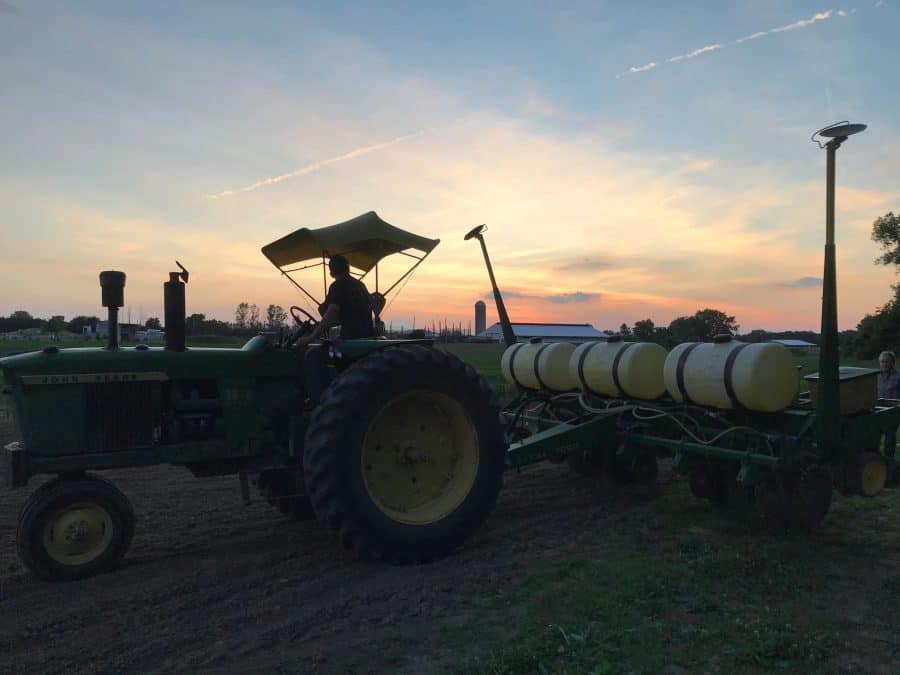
[303,346,506,563]
[16,475,134,581]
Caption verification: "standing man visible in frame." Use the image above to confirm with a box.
[877,350,900,467]
[296,255,374,346]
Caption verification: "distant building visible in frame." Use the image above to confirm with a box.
[90,322,143,341]
[135,328,165,342]
[477,322,607,343]
[474,301,486,335]
[769,338,818,355]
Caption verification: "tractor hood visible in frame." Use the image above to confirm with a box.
[0,339,298,385]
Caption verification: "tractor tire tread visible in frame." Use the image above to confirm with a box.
[16,475,134,582]
[303,345,504,564]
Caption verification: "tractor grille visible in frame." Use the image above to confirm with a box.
[84,382,159,450]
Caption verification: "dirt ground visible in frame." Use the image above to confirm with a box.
[2,417,899,675]
[0,421,650,675]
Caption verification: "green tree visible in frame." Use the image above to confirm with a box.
[145,317,161,329]
[871,211,900,266]
[847,211,900,358]
[848,287,900,359]
[618,322,632,337]
[46,315,66,334]
[632,319,656,342]
[10,310,33,322]
[186,313,206,336]
[669,308,738,343]
[67,315,99,334]
[0,311,42,332]
[234,302,250,328]
[266,304,287,328]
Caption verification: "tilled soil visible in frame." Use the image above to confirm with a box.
[0,422,641,675]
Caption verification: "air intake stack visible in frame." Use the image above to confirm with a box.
[99,270,126,350]
[164,261,189,352]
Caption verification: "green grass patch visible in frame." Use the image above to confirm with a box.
[440,343,513,401]
[444,483,900,675]
[447,546,840,674]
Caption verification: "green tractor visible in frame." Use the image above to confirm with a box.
[1,212,506,581]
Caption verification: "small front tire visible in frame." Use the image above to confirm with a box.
[16,476,134,582]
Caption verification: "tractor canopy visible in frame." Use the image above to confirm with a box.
[261,211,440,311]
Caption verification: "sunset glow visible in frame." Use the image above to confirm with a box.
[2,2,899,332]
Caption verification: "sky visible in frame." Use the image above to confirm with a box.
[2,1,899,333]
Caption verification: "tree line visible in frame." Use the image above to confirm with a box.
[606,312,856,350]
[0,302,289,338]
[0,312,108,335]
[185,303,289,337]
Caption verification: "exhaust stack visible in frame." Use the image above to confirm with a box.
[164,261,189,352]
[99,271,126,350]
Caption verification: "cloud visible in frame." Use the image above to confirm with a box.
[557,257,612,273]
[483,290,603,304]
[615,61,657,78]
[207,128,430,199]
[775,277,823,288]
[619,9,847,78]
[547,291,602,304]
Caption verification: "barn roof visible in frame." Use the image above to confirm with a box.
[478,322,606,340]
[769,339,817,347]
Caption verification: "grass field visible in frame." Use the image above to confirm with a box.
[443,485,900,674]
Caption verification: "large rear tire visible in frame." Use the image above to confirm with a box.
[303,346,506,563]
[17,475,134,581]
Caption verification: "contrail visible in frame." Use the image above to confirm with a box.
[770,9,833,33]
[665,43,722,63]
[617,9,850,78]
[208,128,429,199]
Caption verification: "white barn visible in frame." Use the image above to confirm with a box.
[769,338,818,355]
[477,322,607,343]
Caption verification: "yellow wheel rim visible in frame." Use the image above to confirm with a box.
[43,502,113,566]
[362,390,480,525]
[860,456,887,496]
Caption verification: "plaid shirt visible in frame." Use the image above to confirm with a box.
[878,368,900,399]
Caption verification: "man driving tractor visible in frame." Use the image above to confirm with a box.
[295,255,373,346]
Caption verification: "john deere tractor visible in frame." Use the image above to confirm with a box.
[1,212,506,581]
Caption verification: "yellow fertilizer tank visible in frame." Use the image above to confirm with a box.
[663,336,799,412]
[501,340,576,391]
[569,337,668,400]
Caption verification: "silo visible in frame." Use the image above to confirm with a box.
[475,301,486,335]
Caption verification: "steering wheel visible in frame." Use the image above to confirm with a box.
[290,305,319,326]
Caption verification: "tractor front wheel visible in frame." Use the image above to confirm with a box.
[16,476,134,581]
[303,346,506,563]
